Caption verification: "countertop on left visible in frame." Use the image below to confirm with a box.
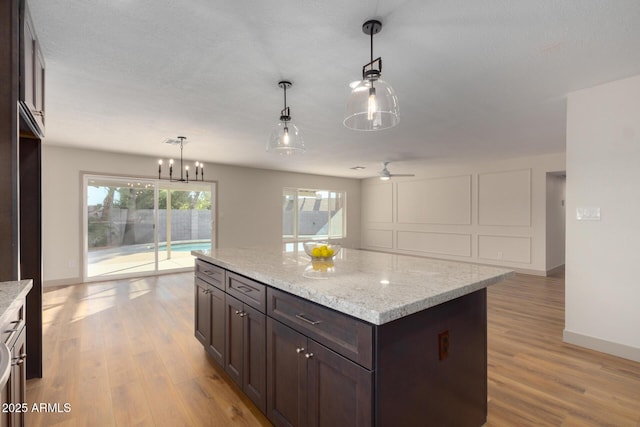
[0,280,33,325]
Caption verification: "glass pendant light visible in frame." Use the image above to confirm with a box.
[344,19,399,131]
[267,80,305,155]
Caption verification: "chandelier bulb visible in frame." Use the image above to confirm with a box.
[367,87,377,121]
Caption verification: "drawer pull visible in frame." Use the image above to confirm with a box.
[12,354,26,366]
[305,353,314,359]
[235,310,241,315]
[296,347,305,354]
[236,284,253,293]
[239,312,247,317]
[295,313,321,326]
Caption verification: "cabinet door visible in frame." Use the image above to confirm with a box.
[194,280,210,346]
[33,43,45,131]
[22,13,35,111]
[225,295,244,387]
[306,340,372,427]
[10,329,26,427]
[207,286,225,367]
[267,319,307,427]
[194,279,211,346]
[243,304,266,413]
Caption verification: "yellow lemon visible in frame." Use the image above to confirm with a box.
[311,247,322,257]
[327,248,334,257]
[320,248,329,257]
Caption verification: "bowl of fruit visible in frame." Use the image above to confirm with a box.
[303,241,341,261]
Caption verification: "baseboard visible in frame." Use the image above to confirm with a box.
[563,330,640,362]
[546,264,565,276]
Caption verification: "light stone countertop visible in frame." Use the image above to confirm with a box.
[193,247,514,325]
[0,280,33,326]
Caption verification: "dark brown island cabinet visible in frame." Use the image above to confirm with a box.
[194,258,490,427]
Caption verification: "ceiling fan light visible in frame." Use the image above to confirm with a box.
[344,78,399,131]
[379,176,390,181]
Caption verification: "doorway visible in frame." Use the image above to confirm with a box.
[83,175,215,281]
[545,171,566,275]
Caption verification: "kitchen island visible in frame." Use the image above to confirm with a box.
[192,247,513,427]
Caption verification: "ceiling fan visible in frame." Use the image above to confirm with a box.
[378,162,415,180]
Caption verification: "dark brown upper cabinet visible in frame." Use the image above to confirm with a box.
[20,1,45,138]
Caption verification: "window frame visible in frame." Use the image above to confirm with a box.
[282,187,347,243]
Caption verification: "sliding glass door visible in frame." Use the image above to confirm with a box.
[84,175,214,281]
[157,187,212,271]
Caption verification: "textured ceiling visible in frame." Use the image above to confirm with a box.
[29,0,640,178]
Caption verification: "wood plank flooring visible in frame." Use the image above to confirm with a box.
[25,271,640,426]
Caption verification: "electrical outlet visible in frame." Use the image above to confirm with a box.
[438,330,449,361]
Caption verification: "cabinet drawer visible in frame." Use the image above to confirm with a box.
[226,272,266,313]
[267,288,373,369]
[2,303,25,348]
[195,259,225,290]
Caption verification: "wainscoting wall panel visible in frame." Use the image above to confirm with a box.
[397,175,471,225]
[478,169,531,226]
[359,154,565,274]
[363,229,393,249]
[362,182,393,223]
[478,235,531,264]
[397,231,472,257]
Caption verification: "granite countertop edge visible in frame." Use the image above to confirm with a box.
[0,280,33,327]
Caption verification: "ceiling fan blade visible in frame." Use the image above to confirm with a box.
[389,173,415,177]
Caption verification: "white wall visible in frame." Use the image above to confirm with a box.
[360,153,566,274]
[42,145,361,286]
[565,74,640,362]
[545,173,566,270]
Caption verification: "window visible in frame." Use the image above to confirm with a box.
[283,188,346,241]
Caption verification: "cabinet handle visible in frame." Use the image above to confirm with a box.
[305,353,314,359]
[239,312,247,317]
[295,313,321,326]
[236,284,253,293]
[234,310,241,315]
[296,347,305,354]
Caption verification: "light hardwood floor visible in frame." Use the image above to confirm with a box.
[26,271,640,426]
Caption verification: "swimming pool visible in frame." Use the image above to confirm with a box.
[158,241,211,252]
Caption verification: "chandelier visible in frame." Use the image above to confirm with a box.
[157,136,204,182]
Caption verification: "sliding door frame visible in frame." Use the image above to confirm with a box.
[81,172,217,282]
